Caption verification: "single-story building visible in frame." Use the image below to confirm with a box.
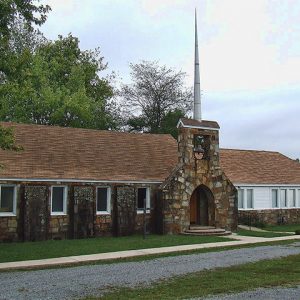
[0,119,238,242]
[221,149,300,225]
[0,120,299,242]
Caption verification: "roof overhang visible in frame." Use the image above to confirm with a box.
[177,119,220,131]
[0,177,163,184]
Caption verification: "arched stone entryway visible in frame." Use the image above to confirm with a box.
[190,185,215,226]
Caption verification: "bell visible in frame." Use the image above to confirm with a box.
[194,145,204,153]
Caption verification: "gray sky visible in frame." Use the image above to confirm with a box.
[40,0,300,159]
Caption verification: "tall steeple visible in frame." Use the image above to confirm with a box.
[194,9,202,121]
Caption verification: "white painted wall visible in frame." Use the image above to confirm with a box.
[236,185,300,210]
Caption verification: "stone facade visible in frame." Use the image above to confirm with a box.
[161,125,238,234]
[0,182,158,242]
[239,209,300,226]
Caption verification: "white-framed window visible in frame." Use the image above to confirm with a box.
[51,186,67,215]
[238,189,244,209]
[288,189,296,207]
[298,190,300,208]
[96,187,111,215]
[272,189,279,208]
[0,185,16,216]
[246,189,254,209]
[137,187,150,213]
[280,189,287,208]
[237,188,253,209]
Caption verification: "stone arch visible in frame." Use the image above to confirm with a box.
[189,184,215,226]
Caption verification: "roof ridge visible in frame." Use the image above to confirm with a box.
[220,148,280,154]
[0,121,174,138]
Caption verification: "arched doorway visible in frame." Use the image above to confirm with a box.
[190,185,215,226]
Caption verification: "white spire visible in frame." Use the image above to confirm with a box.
[194,9,202,121]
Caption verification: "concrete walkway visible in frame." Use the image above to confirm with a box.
[0,234,299,271]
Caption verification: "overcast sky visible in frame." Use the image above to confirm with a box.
[40,0,300,159]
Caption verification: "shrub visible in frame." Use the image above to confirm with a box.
[295,230,300,235]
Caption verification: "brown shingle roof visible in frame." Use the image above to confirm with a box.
[0,122,299,185]
[220,149,300,184]
[0,122,178,182]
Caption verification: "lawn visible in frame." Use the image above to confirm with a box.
[264,224,300,233]
[0,234,232,263]
[237,228,292,238]
[93,253,300,300]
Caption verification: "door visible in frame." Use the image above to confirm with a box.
[190,187,209,226]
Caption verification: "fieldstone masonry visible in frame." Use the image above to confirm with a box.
[24,185,49,241]
[161,123,238,234]
[116,186,137,236]
[239,209,300,226]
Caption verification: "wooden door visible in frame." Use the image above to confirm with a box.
[190,191,198,224]
[199,190,209,226]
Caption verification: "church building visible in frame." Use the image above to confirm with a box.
[0,14,299,242]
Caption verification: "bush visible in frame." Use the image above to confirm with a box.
[295,230,300,235]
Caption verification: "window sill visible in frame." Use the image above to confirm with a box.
[51,212,67,216]
[137,210,151,214]
[0,212,16,217]
[96,211,111,215]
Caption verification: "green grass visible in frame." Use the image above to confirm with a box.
[264,224,300,233]
[92,253,300,300]
[237,228,292,238]
[0,234,232,263]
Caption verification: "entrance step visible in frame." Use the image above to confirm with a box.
[184,226,232,236]
[189,225,216,231]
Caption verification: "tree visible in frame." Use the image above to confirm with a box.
[0,0,50,151]
[0,34,119,129]
[121,61,192,136]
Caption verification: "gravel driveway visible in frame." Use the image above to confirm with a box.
[0,242,299,300]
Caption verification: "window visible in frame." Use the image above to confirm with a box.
[0,185,16,216]
[137,187,150,212]
[238,189,244,209]
[289,189,296,207]
[51,186,67,215]
[96,187,111,214]
[272,189,279,208]
[246,189,254,209]
[280,189,287,208]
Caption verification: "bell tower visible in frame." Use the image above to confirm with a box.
[160,10,237,234]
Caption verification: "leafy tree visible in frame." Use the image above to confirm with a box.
[0,0,50,151]
[0,0,50,38]
[122,61,192,136]
[0,34,119,129]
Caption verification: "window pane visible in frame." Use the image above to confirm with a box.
[52,187,64,212]
[97,188,108,211]
[238,189,244,209]
[0,186,14,212]
[289,189,296,207]
[247,189,253,208]
[280,190,287,207]
[137,188,147,209]
[272,190,278,208]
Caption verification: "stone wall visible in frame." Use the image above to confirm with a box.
[49,215,69,239]
[161,126,237,234]
[0,216,18,242]
[24,185,49,241]
[94,215,112,236]
[0,182,159,242]
[239,209,300,226]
